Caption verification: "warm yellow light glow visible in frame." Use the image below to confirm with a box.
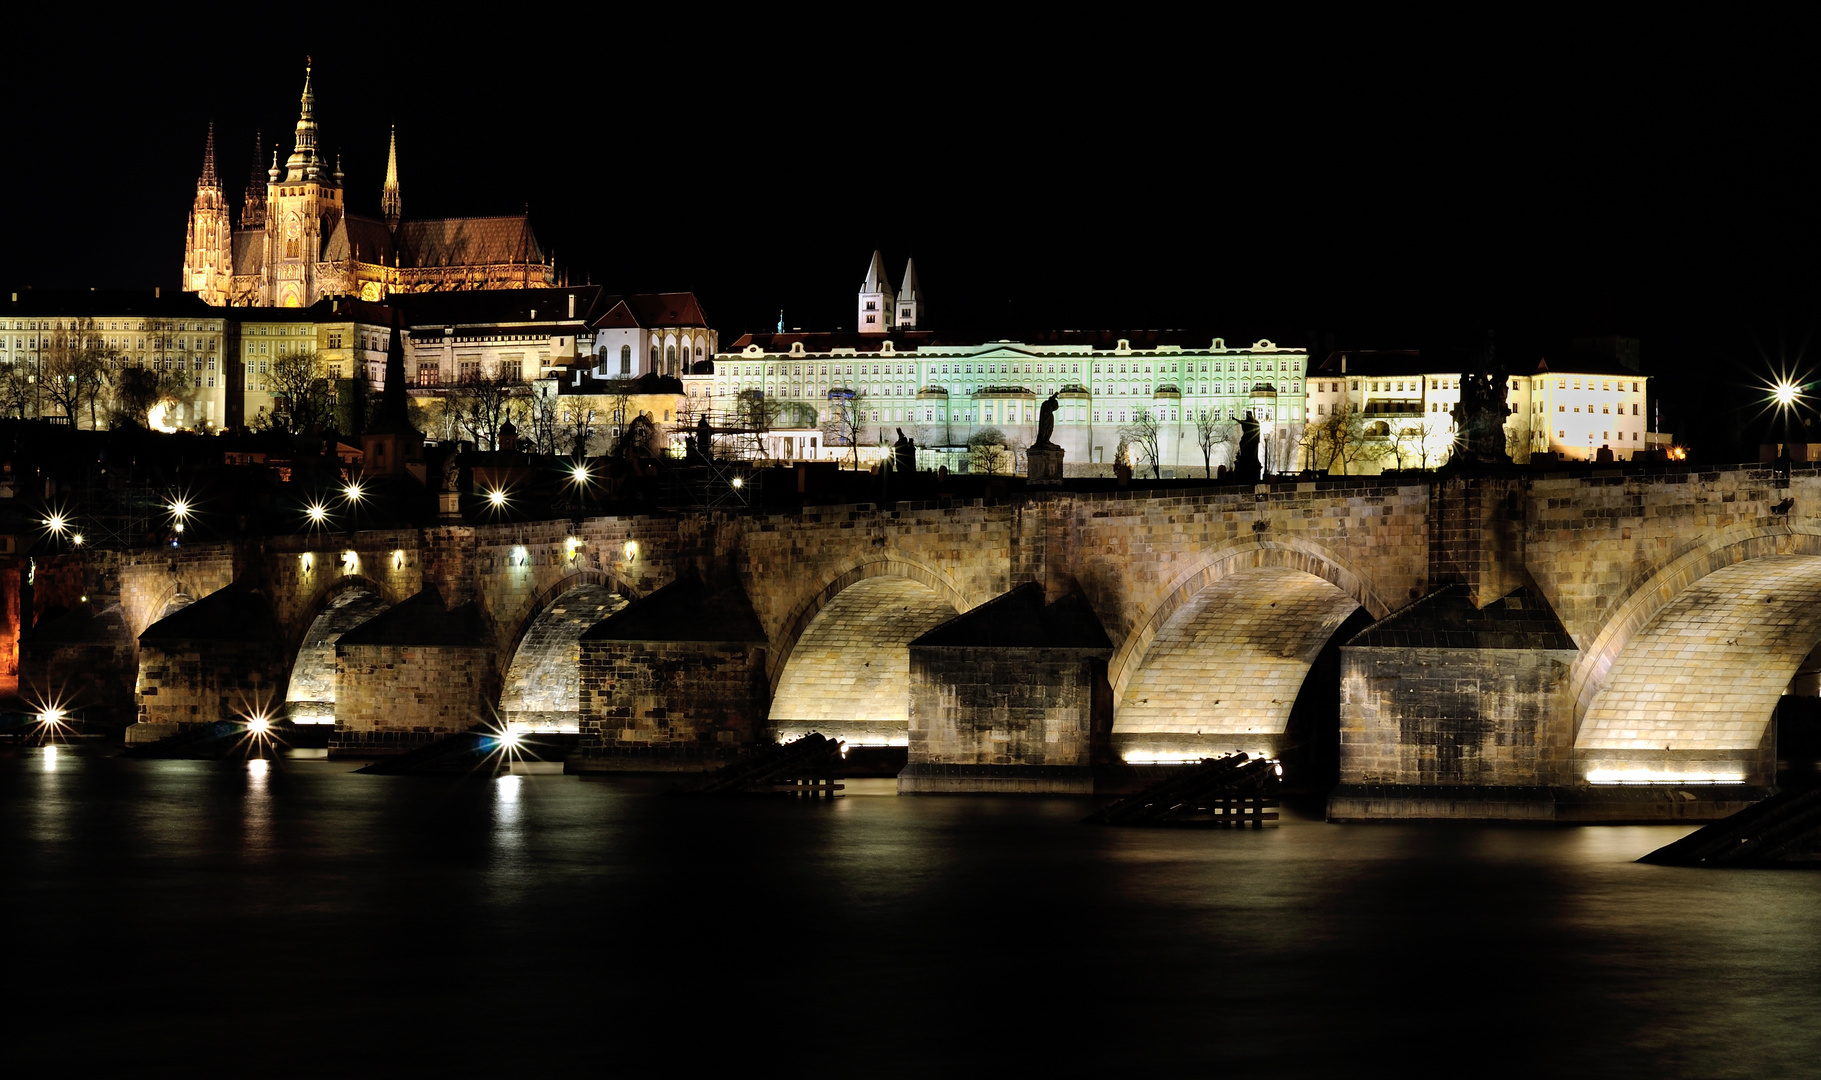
[1586,768,1746,785]
[248,758,270,777]
[487,488,508,508]
[343,483,363,502]
[169,499,189,519]
[1776,382,1799,407]
[147,402,178,433]
[300,552,314,570]
[341,551,358,572]
[565,537,584,563]
[511,545,529,567]
[44,514,66,534]
[72,533,84,546]
[306,502,328,523]
[570,464,589,485]
[1122,751,1208,764]
[623,540,638,561]
[731,476,744,489]
[248,717,271,735]
[38,707,65,725]
[392,549,406,570]
[173,522,184,534]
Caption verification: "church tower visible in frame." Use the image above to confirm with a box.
[896,257,923,330]
[240,129,266,229]
[182,124,233,306]
[858,249,895,334]
[260,59,343,307]
[382,126,401,231]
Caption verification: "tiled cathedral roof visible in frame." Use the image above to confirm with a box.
[395,215,544,269]
[324,215,396,265]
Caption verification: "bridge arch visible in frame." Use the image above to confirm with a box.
[1109,536,1389,709]
[1572,524,1821,779]
[766,557,974,744]
[497,569,636,732]
[284,576,398,725]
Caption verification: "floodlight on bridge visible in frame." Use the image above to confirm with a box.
[306,502,329,526]
[342,482,364,504]
[1777,382,1799,407]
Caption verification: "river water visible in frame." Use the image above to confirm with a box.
[6,746,1819,1077]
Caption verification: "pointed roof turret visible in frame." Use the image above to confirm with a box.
[861,249,890,292]
[369,322,415,434]
[285,57,321,182]
[241,128,267,228]
[381,125,402,231]
[899,257,921,301]
[198,123,220,190]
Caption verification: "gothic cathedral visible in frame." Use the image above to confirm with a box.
[183,61,557,308]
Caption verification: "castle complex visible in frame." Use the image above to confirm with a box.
[181,61,555,309]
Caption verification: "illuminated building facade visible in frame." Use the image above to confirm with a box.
[2,291,228,430]
[1308,350,1652,468]
[694,255,1307,469]
[183,62,556,310]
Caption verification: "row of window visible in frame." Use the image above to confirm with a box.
[1318,377,1644,394]
[7,320,222,332]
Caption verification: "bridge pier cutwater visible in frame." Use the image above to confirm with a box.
[38,465,1821,819]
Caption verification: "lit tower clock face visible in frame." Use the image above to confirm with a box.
[286,218,300,240]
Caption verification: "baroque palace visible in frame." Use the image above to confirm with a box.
[181,61,555,309]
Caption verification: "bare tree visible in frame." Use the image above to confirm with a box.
[1193,408,1236,478]
[822,389,866,468]
[264,349,334,434]
[447,367,527,450]
[736,388,782,462]
[559,400,599,457]
[40,318,106,426]
[0,364,32,419]
[967,426,1010,476]
[527,380,560,455]
[1119,407,1164,479]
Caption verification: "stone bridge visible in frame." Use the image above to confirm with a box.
[22,464,1821,819]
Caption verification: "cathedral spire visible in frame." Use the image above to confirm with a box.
[285,56,320,181]
[198,123,219,189]
[382,125,401,231]
[241,129,266,228]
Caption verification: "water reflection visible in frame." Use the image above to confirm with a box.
[4,754,1820,1076]
[241,757,272,860]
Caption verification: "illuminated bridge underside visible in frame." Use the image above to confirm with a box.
[770,576,958,745]
[502,584,626,732]
[1115,567,1359,759]
[285,590,389,724]
[1579,555,1821,766]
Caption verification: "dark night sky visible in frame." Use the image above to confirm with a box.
[4,13,1818,460]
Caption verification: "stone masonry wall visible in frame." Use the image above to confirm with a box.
[333,643,498,750]
[1339,646,1578,787]
[136,636,290,726]
[907,646,1106,769]
[577,639,767,751]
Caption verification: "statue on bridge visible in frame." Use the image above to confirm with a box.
[1034,393,1060,450]
[1234,411,1262,483]
[1450,332,1512,468]
[892,428,915,475]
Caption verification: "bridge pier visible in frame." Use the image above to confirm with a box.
[131,585,288,740]
[900,584,1112,794]
[328,586,499,756]
[572,576,769,771]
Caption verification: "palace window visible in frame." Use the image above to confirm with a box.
[620,345,631,374]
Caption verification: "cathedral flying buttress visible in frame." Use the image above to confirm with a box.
[183,60,556,309]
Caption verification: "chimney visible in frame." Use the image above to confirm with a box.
[155,287,161,299]
[567,293,575,318]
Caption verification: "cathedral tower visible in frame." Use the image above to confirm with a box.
[382,126,401,231]
[896,257,923,330]
[261,59,343,307]
[858,249,895,334]
[240,129,266,228]
[182,124,233,306]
